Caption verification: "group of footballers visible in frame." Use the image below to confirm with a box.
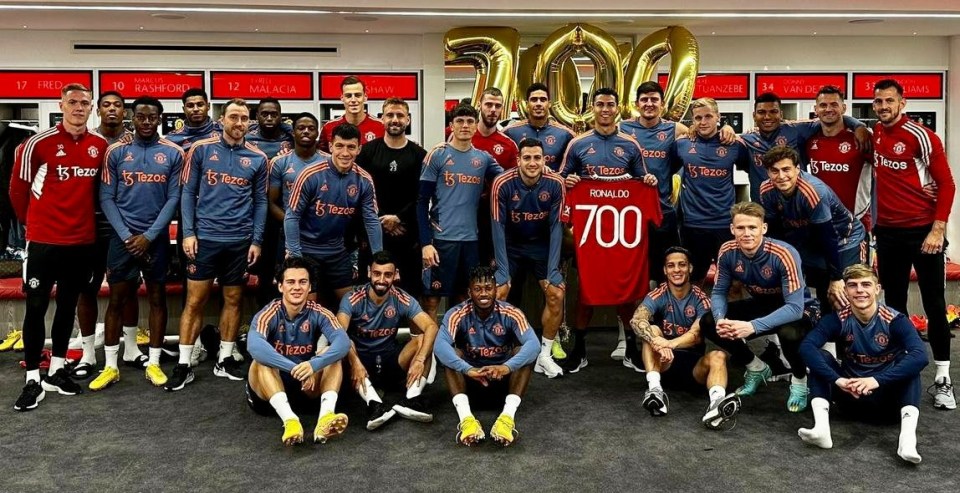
[5,72,955,461]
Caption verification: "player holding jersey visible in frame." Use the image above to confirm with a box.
[560,87,658,373]
[434,266,539,447]
[490,138,566,379]
[798,264,927,463]
[96,96,183,390]
[699,202,820,413]
[630,247,740,428]
[503,83,575,172]
[246,257,351,446]
[871,78,956,409]
[337,251,440,430]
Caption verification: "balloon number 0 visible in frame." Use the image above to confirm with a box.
[445,24,700,133]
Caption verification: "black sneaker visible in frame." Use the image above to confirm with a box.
[759,340,792,382]
[642,388,669,417]
[41,369,83,395]
[14,380,45,411]
[560,350,588,374]
[164,364,195,392]
[365,401,397,431]
[213,357,245,381]
[393,396,434,422]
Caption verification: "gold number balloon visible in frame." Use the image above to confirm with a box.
[444,27,521,109]
[622,26,700,122]
[534,24,623,133]
[516,43,582,119]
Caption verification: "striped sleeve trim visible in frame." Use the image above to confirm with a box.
[765,242,803,293]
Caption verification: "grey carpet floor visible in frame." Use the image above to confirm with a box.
[1,329,958,493]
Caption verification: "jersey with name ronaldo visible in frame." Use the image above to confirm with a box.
[759,171,866,252]
[472,129,519,169]
[641,283,711,345]
[419,143,503,242]
[675,134,752,229]
[619,119,680,214]
[490,168,566,286]
[503,119,575,172]
[10,124,108,245]
[872,115,956,228]
[285,162,382,257]
[563,179,662,305]
[440,300,532,368]
[269,151,328,210]
[318,114,385,153]
[252,300,342,364]
[339,285,424,354]
[101,135,184,242]
[806,128,872,221]
[713,238,816,333]
[560,130,648,179]
[180,135,268,244]
[807,305,926,383]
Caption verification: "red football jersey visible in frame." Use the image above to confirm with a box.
[473,129,519,169]
[806,128,872,229]
[873,115,955,228]
[9,124,108,245]
[563,179,662,306]
[318,114,385,153]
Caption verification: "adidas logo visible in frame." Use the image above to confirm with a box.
[123,153,135,162]
[445,158,456,166]
[688,147,697,154]
[586,147,596,155]
[209,153,220,162]
[810,141,819,150]
[56,150,66,157]
[320,183,329,192]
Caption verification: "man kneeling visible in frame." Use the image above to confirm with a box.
[435,266,539,447]
[246,257,351,446]
[798,264,928,463]
[630,247,741,428]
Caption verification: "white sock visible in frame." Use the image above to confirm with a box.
[26,369,41,384]
[319,391,338,416]
[798,397,832,449]
[452,393,473,421]
[359,378,382,404]
[219,341,235,363]
[502,394,521,419]
[104,344,119,370]
[709,385,726,404]
[540,337,553,358]
[646,371,662,391]
[81,334,97,365]
[406,376,426,399]
[746,356,767,372]
[122,326,143,360]
[269,392,298,422]
[898,405,921,464]
[148,347,162,366]
[791,375,807,387]
[49,356,66,374]
[178,344,193,365]
[934,361,951,384]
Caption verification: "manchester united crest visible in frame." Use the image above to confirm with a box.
[893,142,906,155]
[492,323,505,336]
[716,146,728,158]
[761,265,774,279]
[657,131,667,142]
[154,152,167,164]
[87,146,99,158]
[775,136,788,147]
[471,157,481,168]
[545,135,556,146]
[385,306,397,319]
[365,131,376,142]
[685,305,696,318]
[875,332,889,348]
[493,144,504,155]
[613,146,625,157]
[300,321,310,333]
[347,184,358,197]
[239,157,252,168]
[539,191,550,202]
[839,142,851,154]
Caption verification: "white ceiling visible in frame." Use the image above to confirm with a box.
[0,1,959,36]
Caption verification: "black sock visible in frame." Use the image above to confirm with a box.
[573,329,587,355]
[624,332,639,357]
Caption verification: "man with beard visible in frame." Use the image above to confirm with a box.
[246,97,293,160]
[434,266,539,447]
[503,83,575,172]
[337,251,439,430]
[356,98,426,298]
[167,98,268,391]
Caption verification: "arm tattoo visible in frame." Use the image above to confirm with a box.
[630,306,655,343]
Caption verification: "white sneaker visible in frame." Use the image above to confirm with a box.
[610,339,626,361]
[190,344,208,367]
[932,378,957,410]
[426,354,438,384]
[534,353,564,378]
